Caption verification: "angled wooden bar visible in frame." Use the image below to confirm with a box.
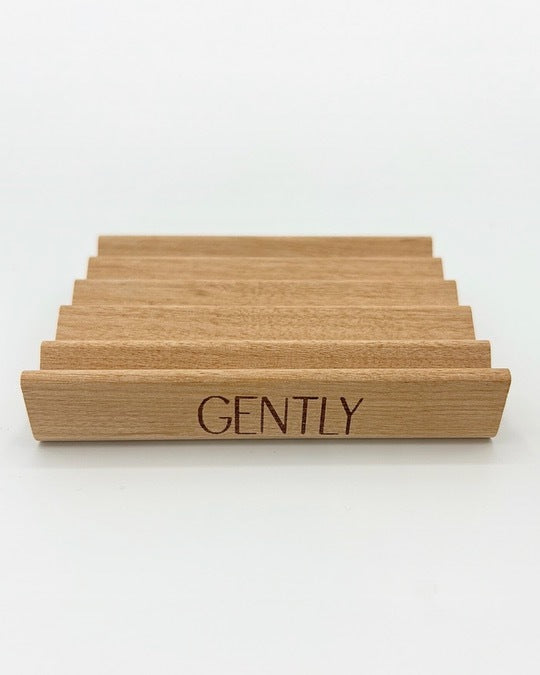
[98,235,433,258]
[56,305,475,341]
[21,368,511,440]
[87,256,444,281]
[41,339,491,370]
[73,279,458,306]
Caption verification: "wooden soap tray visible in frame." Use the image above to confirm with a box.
[21,236,511,440]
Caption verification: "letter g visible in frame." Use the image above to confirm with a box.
[197,396,232,434]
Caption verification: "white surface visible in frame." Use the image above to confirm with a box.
[1,0,540,672]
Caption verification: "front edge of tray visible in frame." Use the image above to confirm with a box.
[21,368,511,441]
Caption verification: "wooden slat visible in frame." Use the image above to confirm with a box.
[98,235,433,258]
[87,256,444,280]
[56,305,475,341]
[21,368,511,440]
[41,339,491,370]
[72,279,458,306]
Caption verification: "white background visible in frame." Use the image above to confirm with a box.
[1,1,540,673]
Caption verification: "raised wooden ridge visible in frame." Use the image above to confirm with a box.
[73,279,458,306]
[56,305,475,341]
[40,339,491,370]
[87,256,444,280]
[98,235,433,258]
[20,368,511,440]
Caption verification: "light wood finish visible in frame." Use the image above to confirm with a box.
[56,305,475,341]
[98,235,433,258]
[41,339,491,370]
[21,368,511,440]
[87,256,444,281]
[73,279,458,306]
[20,235,512,440]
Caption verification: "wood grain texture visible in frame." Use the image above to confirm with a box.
[41,339,491,370]
[56,305,475,341]
[98,235,433,258]
[20,234,513,441]
[21,368,511,440]
[73,279,458,306]
[87,256,444,280]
